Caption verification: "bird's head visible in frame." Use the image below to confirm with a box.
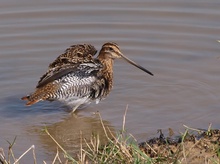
[99,42,154,76]
[100,42,122,59]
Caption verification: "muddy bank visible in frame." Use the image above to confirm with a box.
[139,128,220,163]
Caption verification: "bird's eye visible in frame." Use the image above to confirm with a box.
[109,47,114,51]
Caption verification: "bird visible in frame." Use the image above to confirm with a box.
[21,42,153,112]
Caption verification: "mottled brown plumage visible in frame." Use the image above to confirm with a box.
[37,44,97,88]
[21,42,153,112]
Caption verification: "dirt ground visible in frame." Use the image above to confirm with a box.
[139,128,220,164]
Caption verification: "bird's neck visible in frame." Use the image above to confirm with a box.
[97,51,114,72]
[97,53,114,96]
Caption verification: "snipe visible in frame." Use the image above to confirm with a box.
[21,42,153,112]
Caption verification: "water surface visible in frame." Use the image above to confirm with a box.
[0,0,220,162]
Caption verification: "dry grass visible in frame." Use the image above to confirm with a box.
[0,136,36,164]
[1,110,220,164]
[42,108,153,163]
[77,109,153,164]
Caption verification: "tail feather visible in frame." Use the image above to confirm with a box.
[26,99,40,106]
[21,96,29,100]
[21,95,41,106]
[21,83,58,106]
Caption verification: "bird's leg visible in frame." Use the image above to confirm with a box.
[70,97,89,114]
[70,104,80,114]
[70,104,81,114]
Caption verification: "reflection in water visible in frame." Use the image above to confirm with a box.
[29,113,114,159]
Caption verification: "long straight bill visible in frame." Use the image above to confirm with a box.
[121,54,154,76]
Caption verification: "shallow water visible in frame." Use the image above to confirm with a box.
[0,0,220,162]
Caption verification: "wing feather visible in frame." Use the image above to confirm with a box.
[37,44,98,88]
